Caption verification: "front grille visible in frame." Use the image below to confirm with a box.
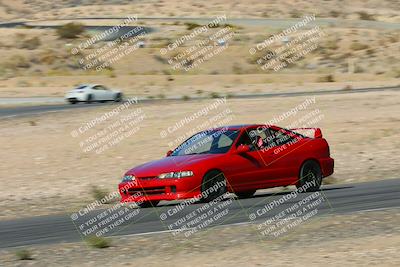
[127,187,166,196]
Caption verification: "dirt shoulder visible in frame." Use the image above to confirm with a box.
[1,208,399,266]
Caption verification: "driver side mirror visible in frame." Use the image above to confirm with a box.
[236,144,250,154]
[166,150,173,157]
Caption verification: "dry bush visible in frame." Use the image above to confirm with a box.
[85,236,111,249]
[56,23,85,39]
[317,74,335,82]
[15,249,33,260]
[350,42,369,51]
[19,36,41,50]
[5,55,30,70]
[357,11,375,21]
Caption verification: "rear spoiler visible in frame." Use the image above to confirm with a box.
[289,128,322,138]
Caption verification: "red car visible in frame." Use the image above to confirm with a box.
[119,124,334,207]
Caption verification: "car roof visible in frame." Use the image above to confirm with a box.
[214,124,274,130]
[77,84,102,88]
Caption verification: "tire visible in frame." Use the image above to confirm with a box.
[297,160,322,192]
[86,94,93,104]
[114,93,123,102]
[201,170,227,202]
[235,190,256,199]
[137,200,159,208]
[69,99,77,104]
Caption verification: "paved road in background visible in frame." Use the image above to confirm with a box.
[2,17,400,30]
[0,178,399,248]
[1,86,399,118]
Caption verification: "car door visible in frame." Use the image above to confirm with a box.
[100,85,115,100]
[92,85,107,100]
[222,128,267,192]
[257,126,305,186]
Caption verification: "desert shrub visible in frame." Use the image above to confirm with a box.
[184,22,201,30]
[57,23,85,39]
[317,74,335,82]
[354,65,365,73]
[350,42,369,51]
[16,249,33,260]
[209,70,219,75]
[90,186,112,203]
[226,92,235,98]
[39,49,57,65]
[20,36,41,50]
[17,80,31,87]
[290,10,302,18]
[6,55,30,69]
[153,54,167,64]
[325,40,339,50]
[28,120,37,126]
[182,95,190,101]
[366,48,375,56]
[329,10,341,18]
[357,11,375,21]
[232,64,244,74]
[209,92,220,98]
[392,68,400,78]
[85,236,111,249]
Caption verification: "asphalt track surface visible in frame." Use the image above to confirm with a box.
[0,178,399,249]
[1,86,399,118]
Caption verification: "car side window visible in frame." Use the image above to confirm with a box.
[236,131,252,147]
[267,128,297,147]
[217,133,234,148]
[237,129,268,151]
[96,85,105,90]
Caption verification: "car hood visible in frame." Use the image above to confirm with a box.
[126,154,223,177]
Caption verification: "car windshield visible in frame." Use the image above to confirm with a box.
[171,129,240,156]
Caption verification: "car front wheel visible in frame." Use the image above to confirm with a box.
[201,170,227,202]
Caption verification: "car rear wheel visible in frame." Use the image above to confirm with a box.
[201,170,227,202]
[86,94,93,104]
[235,190,256,199]
[114,93,123,102]
[297,160,322,192]
[68,99,77,104]
[137,200,159,208]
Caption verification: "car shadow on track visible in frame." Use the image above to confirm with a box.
[157,186,354,208]
[250,186,354,199]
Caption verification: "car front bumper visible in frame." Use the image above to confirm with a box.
[118,177,201,203]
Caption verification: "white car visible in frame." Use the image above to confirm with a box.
[65,84,123,104]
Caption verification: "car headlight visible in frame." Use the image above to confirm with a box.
[122,175,135,182]
[158,171,194,179]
